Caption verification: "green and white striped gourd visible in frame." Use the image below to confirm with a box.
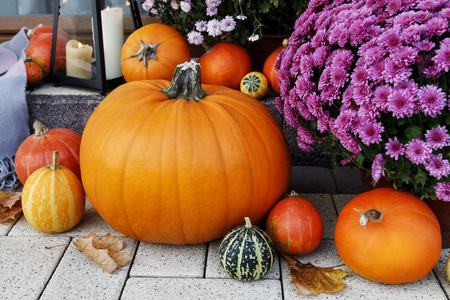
[219,217,275,281]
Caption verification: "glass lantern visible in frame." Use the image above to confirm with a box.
[50,0,142,94]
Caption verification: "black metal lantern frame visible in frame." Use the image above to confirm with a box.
[50,0,142,94]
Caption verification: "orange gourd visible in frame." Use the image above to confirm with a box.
[25,25,71,78]
[80,61,291,245]
[22,151,85,233]
[335,188,441,284]
[198,42,251,90]
[121,23,191,82]
[15,121,82,185]
[25,58,45,90]
[266,191,323,255]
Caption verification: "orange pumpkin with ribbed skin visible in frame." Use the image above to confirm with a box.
[80,61,291,245]
[335,188,441,284]
[266,191,323,255]
[198,42,251,90]
[121,23,191,82]
[263,45,283,94]
[25,25,71,78]
[22,151,85,233]
[25,58,45,90]
[15,121,82,185]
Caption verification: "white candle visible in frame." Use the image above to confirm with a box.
[101,6,124,80]
[66,40,93,80]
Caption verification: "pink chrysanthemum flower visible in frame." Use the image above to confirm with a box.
[405,139,432,164]
[425,154,450,180]
[358,121,384,146]
[435,182,450,202]
[433,39,450,72]
[385,137,404,160]
[417,85,447,117]
[372,154,386,182]
[425,125,450,150]
[340,132,362,154]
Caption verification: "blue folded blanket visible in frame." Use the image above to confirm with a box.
[0,27,31,189]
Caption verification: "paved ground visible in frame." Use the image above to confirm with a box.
[1,166,449,300]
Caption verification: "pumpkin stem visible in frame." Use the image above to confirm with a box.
[50,151,60,171]
[354,208,383,228]
[287,190,300,198]
[33,120,49,137]
[244,217,252,229]
[282,38,289,48]
[130,40,159,67]
[161,60,209,102]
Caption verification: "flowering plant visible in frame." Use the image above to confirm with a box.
[276,0,450,201]
[141,0,307,47]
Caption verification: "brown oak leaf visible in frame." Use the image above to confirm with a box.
[283,254,350,295]
[0,191,22,222]
[73,229,132,274]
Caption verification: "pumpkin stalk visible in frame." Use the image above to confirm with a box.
[33,120,49,137]
[130,40,159,67]
[244,217,253,229]
[354,208,383,228]
[286,190,300,198]
[161,60,209,102]
[50,151,60,171]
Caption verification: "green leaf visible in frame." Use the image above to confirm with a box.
[404,125,422,140]
[414,168,427,186]
[399,168,411,184]
[260,2,271,13]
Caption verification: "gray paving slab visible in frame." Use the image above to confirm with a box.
[40,237,138,300]
[205,239,281,279]
[8,198,121,237]
[130,242,207,278]
[298,193,337,240]
[434,248,450,298]
[332,194,356,214]
[0,215,21,236]
[281,240,448,300]
[121,277,283,300]
[0,236,70,300]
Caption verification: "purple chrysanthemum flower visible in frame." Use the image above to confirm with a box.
[383,59,412,84]
[425,16,448,36]
[425,154,450,180]
[330,67,349,88]
[206,19,222,37]
[372,84,391,111]
[405,139,432,164]
[432,39,450,72]
[358,121,384,146]
[335,110,357,132]
[385,137,404,160]
[435,182,450,202]
[339,132,362,154]
[425,125,450,149]
[187,31,204,45]
[387,89,416,118]
[372,154,386,182]
[220,16,236,32]
[351,66,369,86]
[417,85,447,117]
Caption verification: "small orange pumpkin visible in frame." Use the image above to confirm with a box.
[198,42,251,90]
[22,151,85,233]
[262,40,287,94]
[121,23,191,82]
[25,58,46,90]
[335,188,441,284]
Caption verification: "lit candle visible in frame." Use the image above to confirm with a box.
[65,40,93,80]
[101,6,124,80]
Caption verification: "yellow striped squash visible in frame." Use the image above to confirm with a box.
[219,217,275,281]
[22,151,85,233]
[239,72,269,100]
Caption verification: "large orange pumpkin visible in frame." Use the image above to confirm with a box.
[25,25,71,78]
[121,23,191,82]
[15,121,82,185]
[198,42,251,90]
[80,61,291,245]
[335,188,441,284]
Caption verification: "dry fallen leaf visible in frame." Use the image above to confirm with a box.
[445,255,450,281]
[0,191,22,222]
[283,254,350,296]
[73,229,132,274]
